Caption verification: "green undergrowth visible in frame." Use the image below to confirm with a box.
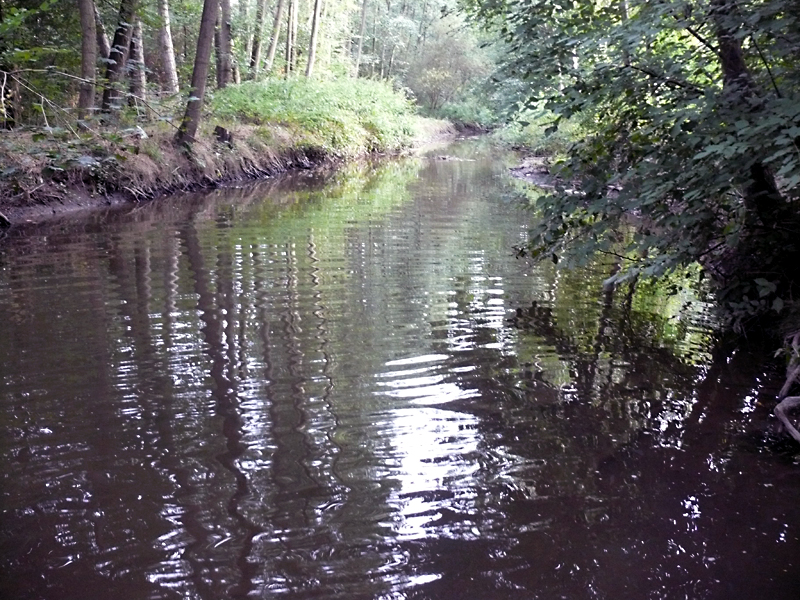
[494,108,585,157]
[210,78,422,156]
[0,77,453,222]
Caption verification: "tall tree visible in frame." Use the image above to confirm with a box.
[248,0,268,78]
[128,19,147,107]
[263,0,286,74]
[157,0,179,94]
[289,0,298,73]
[77,0,97,119]
[100,0,140,111]
[305,0,323,76]
[216,0,233,87]
[100,0,139,111]
[175,0,218,146]
[353,0,368,77]
[93,1,111,61]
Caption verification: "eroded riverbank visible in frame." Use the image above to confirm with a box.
[0,118,455,228]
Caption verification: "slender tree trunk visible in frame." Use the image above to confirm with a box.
[78,0,97,119]
[249,0,268,79]
[157,0,179,94]
[386,43,394,78]
[100,0,139,111]
[290,0,298,72]
[305,0,322,77]
[93,2,111,60]
[175,0,218,146]
[0,0,20,128]
[216,0,232,88]
[264,0,286,73]
[370,9,377,76]
[418,0,428,48]
[353,0,368,77]
[128,19,147,110]
[284,0,295,77]
[239,0,252,60]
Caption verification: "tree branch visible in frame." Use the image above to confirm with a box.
[3,68,182,132]
[684,25,719,56]
[622,63,703,94]
[750,35,782,98]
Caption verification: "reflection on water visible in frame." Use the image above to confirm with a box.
[2,139,800,599]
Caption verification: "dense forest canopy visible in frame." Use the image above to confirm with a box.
[0,0,496,130]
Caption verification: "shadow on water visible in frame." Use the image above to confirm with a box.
[1,139,800,599]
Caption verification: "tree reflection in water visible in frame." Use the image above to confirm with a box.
[0,140,798,600]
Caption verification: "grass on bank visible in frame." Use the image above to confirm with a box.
[210,78,426,156]
[0,77,451,216]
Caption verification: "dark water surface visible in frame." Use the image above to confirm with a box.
[2,139,800,599]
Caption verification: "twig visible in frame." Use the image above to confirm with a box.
[39,96,50,128]
[596,249,642,262]
[622,63,703,94]
[11,74,80,138]
[8,68,182,132]
[684,26,719,57]
[750,35,782,98]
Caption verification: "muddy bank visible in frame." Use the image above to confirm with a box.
[0,120,455,228]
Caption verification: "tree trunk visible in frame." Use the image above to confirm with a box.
[0,0,19,128]
[710,0,785,228]
[216,0,232,88]
[284,0,296,77]
[175,0,218,146]
[264,0,286,74]
[305,0,322,77]
[128,19,147,111]
[239,0,252,61]
[248,0,267,79]
[353,0,368,77]
[370,8,377,76]
[93,1,111,61]
[386,43,395,78]
[157,0,179,95]
[78,0,97,119]
[100,0,139,111]
[290,0,298,72]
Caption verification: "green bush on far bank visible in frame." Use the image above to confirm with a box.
[210,78,420,156]
[436,97,501,130]
[493,108,584,156]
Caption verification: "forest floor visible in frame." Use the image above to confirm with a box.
[0,117,455,227]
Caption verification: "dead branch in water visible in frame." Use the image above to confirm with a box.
[775,331,800,442]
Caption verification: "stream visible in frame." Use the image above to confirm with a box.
[2,138,800,599]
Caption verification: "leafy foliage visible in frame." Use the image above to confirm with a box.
[210,77,419,155]
[464,0,800,327]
